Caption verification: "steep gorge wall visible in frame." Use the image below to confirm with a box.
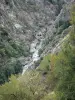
[0,0,74,84]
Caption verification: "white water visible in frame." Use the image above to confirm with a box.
[8,12,43,75]
[14,23,22,29]
[22,40,42,75]
[22,62,34,75]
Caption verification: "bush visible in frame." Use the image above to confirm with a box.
[0,59,22,84]
[56,21,70,34]
[37,54,51,71]
[0,27,30,84]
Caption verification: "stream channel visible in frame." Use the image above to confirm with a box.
[22,39,43,75]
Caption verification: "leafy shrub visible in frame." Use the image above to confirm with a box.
[0,59,22,84]
[37,54,51,71]
[56,21,70,34]
[0,27,30,84]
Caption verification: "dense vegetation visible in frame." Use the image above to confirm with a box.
[0,4,75,100]
[0,27,30,84]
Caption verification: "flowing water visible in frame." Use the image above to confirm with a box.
[22,39,42,75]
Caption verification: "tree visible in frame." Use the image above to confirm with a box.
[0,75,34,100]
[53,4,75,100]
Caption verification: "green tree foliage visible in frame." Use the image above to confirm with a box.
[0,75,34,100]
[0,27,30,84]
[41,4,75,100]
[37,54,50,71]
[0,59,22,84]
[0,54,52,100]
[51,5,75,100]
[54,43,75,100]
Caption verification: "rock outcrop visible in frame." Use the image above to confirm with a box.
[0,0,74,83]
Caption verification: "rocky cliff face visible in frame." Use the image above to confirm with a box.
[0,0,74,83]
[0,0,56,65]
